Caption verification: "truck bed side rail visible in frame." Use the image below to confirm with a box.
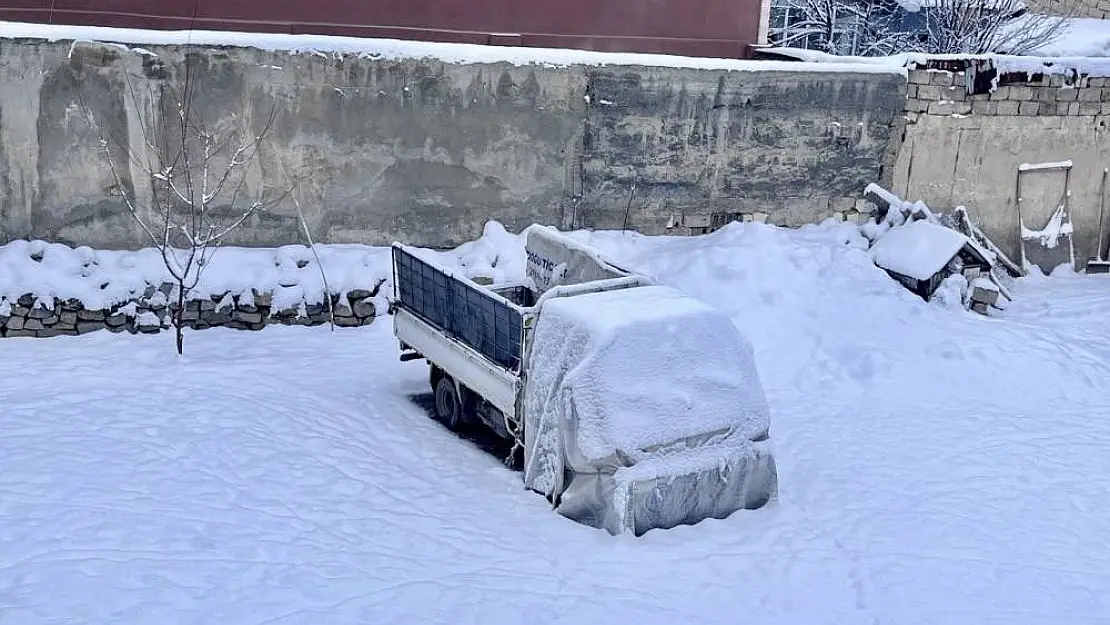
[392,244,526,372]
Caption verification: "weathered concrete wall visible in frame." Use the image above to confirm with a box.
[0,40,588,249]
[0,38,906,249]
[580,66,905,232]
[892,66,1110,270]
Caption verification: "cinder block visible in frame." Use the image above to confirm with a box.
[972,285,1000,306]
[1069,102,1082,115]
[1049,74,1066,88]
[1019,101,1039,116]
[1102,87,1110,102]
[1089,77,1107,88]
[931,71,955,86]
[928,101,952,115]
[988,86,1011,101]
[1055,88,1080,101]
[1008,86,1034,101]
[973,100,997,115]
[929,100,970,116]
[996,101,1020,115]
[1080,102,1102,116]
[906,99,928,113]
[1079,88,1102,102]
[1039,101,1059,115]
[916,85,944,100]
[909,69,932,85]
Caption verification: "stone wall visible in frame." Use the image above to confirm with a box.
[0,38,906,250]
[0,285,378,339]
[891,62,1110,270]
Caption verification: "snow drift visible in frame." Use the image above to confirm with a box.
[3,217,1110,624]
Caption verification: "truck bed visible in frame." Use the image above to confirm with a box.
[392,245,528,372]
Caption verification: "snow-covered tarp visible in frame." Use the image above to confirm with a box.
[869,220,975,281]
[522,283,777,536]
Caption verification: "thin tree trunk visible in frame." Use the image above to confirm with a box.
[176,282,186,355]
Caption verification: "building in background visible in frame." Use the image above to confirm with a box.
[0,0,774,59]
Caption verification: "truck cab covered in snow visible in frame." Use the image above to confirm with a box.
[522,283,777,535]
[390,225,777,535]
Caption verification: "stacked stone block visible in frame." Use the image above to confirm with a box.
[0,282,382,339]
[905,68,1110,123]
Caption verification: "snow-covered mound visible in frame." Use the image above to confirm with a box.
[0,239,391,312]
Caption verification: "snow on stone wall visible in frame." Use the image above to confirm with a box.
[0,287,379,338]
[0,240,387,338]
[905,65,1110,119]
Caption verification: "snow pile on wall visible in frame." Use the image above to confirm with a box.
[0,20,905,74]
[0,239,391,337]
[0,239,390,311]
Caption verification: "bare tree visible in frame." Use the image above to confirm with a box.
[81,53,289,354]
[770,0,1074,56]
[770,0,921,56]
[920,0,1073,55]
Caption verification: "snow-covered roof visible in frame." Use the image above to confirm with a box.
[1029,17,1110,58]
[0,20,905,74]
[870,220,975,280]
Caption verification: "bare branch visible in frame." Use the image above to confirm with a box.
[78,48,285,355]
[769,0,1074,55]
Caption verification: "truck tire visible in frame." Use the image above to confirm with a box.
[433,374,463,430]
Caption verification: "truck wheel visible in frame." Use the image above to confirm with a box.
[433,374,463,430]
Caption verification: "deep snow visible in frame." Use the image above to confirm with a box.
[2,221,1110,624]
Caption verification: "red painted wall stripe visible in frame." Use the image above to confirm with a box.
[0,0,759,58]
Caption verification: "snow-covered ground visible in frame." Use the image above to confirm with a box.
[2,221,1110,624]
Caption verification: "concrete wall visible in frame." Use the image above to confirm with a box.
[580,66,904,232]
[892,66,1110,270]
[0,38,906,250]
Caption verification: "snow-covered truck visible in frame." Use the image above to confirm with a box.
[389,226,778,535]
